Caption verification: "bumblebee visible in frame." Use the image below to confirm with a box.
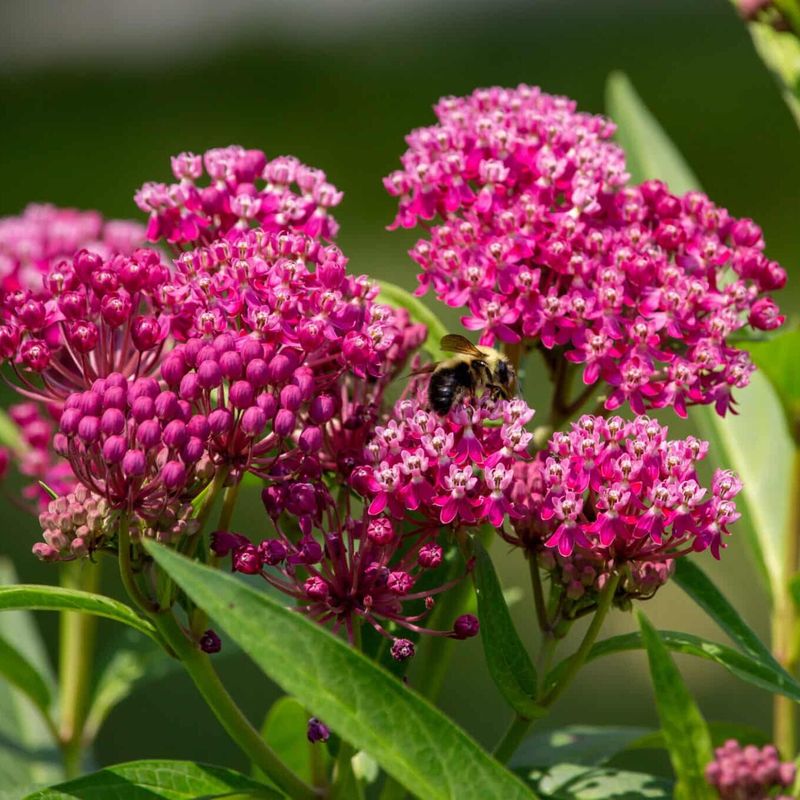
[424,334,517,415]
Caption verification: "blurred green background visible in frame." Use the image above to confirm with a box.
[0,0,796,778]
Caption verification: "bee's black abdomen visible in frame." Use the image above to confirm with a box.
[429,361,474,415]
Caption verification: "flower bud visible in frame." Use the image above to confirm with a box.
[452,614,480,639]
[307,717,330,744]
[131,316,162,350]
[199,629,222,654]
[240,406,266,437]
[390,638,415,661]
[274,409,296,437]
[304,576,329,600]
[122,449,147,477]
[162,460,187,490]
[418,543,443,569]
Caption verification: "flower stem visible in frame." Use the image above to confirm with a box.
[541,572,620,707]
[150,611,318,800]
[492,571,621,764]
[774,448,800,758]
[58,561,100,778]
[117,515,159,614]
[492,713,535,765]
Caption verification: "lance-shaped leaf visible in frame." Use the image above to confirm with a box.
[638,612,714,800]
[546,629,800,703]
[0,560,62,798]
[376,279,448,361]
[673,559,781,670]
[25,759,280,799]
[0,585,157,642]
[605,69,793,603]
[145,541,537,800]
[0,634,52,719]
[472,539,543,719]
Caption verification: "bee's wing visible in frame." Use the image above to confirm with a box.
[405,363,437,379]
[440,334,483,357]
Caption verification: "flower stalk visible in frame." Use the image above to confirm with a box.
[58,560,100,778]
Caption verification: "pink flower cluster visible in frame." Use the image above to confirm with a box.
[0,247,170,404]
[56,373,214,518]
[387,85,786,415]
[157,228,424,481]
[511,414,740,561]
[706,739,795,800]
[135,146,342,248]
[361,392,534,528]
[33,486,112,562]
[0,204,145,292]
[214,508,479,655]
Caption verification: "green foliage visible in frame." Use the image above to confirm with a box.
[0,560,62,799]
[0,634,53,719]
[629,722,770,752]
[637,612,714,800]
[375,279,448,361]
[548,628,800,703]
[741,330,800,432]
[673,559,783,670]
[605,72,700,193]
[0,585,157,642]
[25,759,279,799]
[472,540,543,718]
[256,696,328,786]
[144,541,537,800]
[519,763,673,799]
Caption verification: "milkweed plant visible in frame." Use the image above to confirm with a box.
[1,7,800,799]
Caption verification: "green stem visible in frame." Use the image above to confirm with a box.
[332,621,363,800]
[210,478,242,567]
[58,561,101,779]
[118,515,159,614]
[493,713,535,765]
[541,572,621,707]
[492,572,621,765]
[529,556,551,633]
[151,611,317,800]
[774,448,800,758]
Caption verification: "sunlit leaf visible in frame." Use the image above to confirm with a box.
[605,71,700,193]
[519,763,673,799]
[145,542,536,800]
[24,759,280,799]
[740,330,800,428]
[638,612,713,799]
[0,634,52,718]
[473,539,542,719]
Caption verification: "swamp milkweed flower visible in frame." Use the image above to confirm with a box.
[387,85,786,416]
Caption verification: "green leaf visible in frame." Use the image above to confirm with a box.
[144,541,536,800]
[741,330,800,428]
[637,612,713,800]
[605,72,701,193]
[0,634,52,718]
[693,374,794,602]
[0,585,158,642]
[549,628,800,704]
[472,539,542,719]
[256,696,326,786]
[673,559,782,670]
[24,759,280,799]
[510,725,651,769]
[745,16,800,128]
[375,279,448,361]
[519,763,673,799]
[0,560,62,797]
